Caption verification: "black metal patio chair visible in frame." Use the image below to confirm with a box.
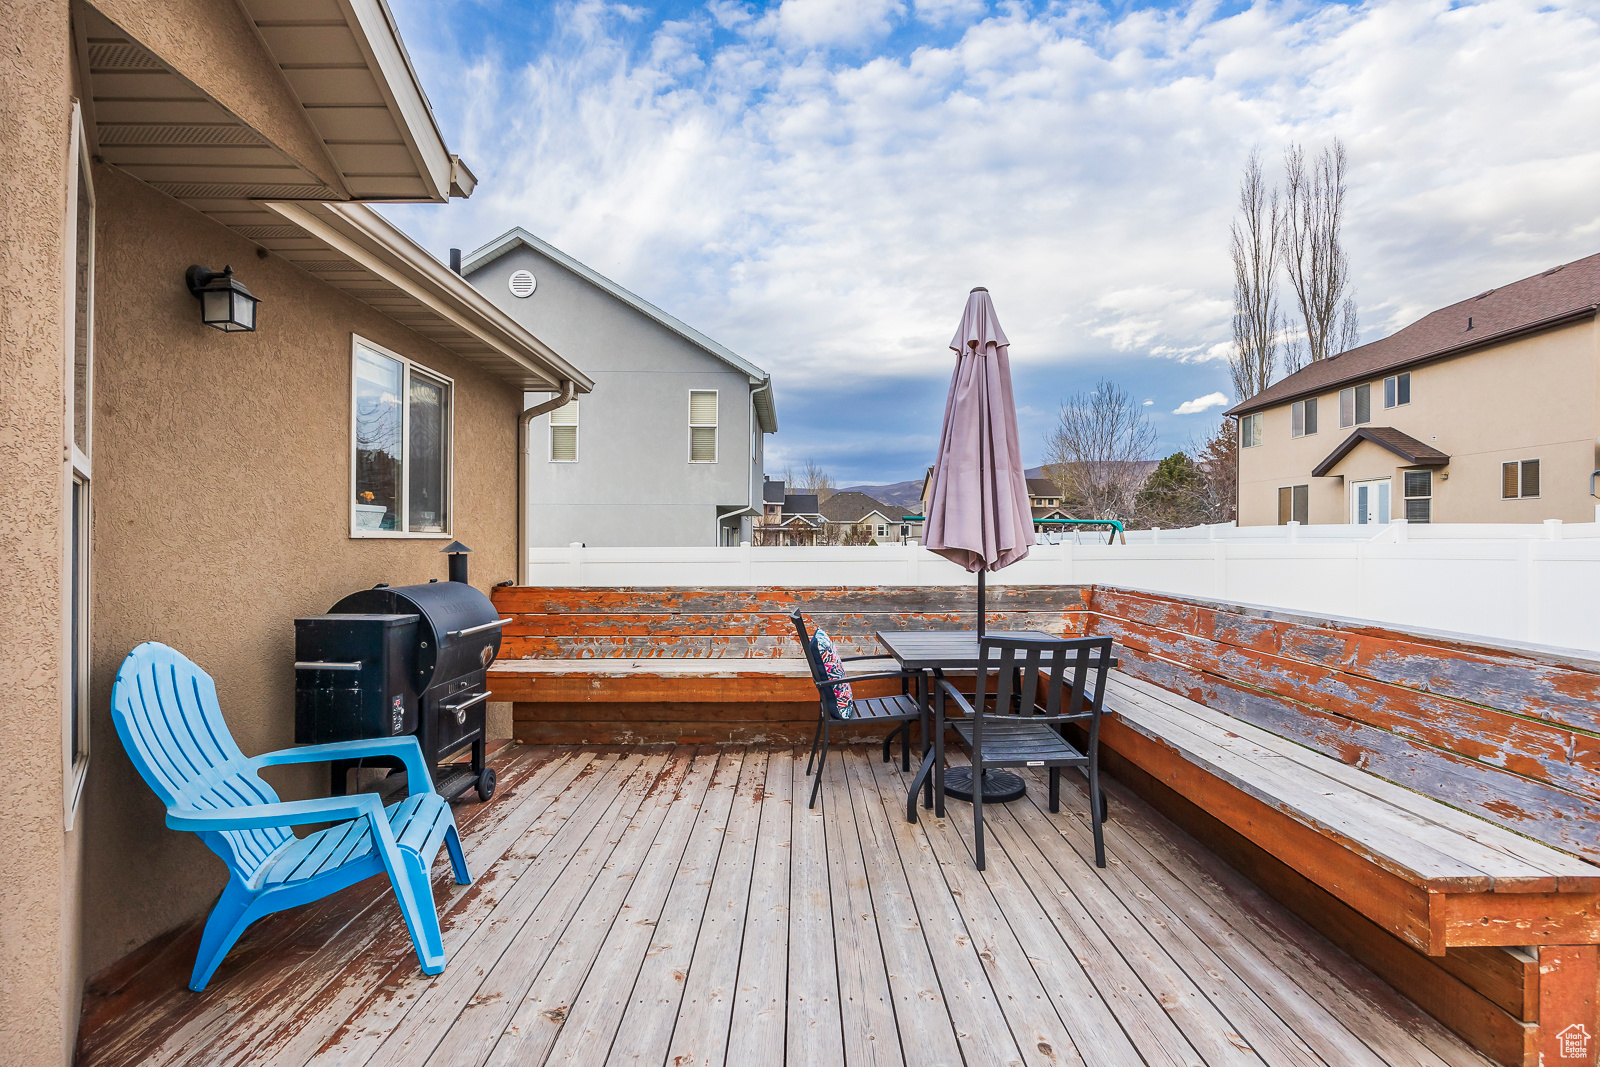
[937,634,1114,870]
[790,608,926,810]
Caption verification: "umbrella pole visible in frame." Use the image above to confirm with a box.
[977,569,986,638]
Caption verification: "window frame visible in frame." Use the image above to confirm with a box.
[1340,384,1372,428]
[548,398,579,463]
[1384,372,1411,409]
[1240,411,1263,448]
[688,389,718,463]
[1291,398,1318,439]
[1502,458,1541,500]
[62,102,94,828]
[1276,484,1309,525]
[348,335,456,539]
[1403,469,1432,523]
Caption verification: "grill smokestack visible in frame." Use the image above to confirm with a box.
[442,540,472,583]
[449,248,462,274]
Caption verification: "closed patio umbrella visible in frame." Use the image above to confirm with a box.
[924,286,1035,632]
[923,286,1036,803]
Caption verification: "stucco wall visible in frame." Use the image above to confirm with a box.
[79,164,521,975]
[1240,319,1600,525]
[0,3,84,1063]
[468,245,764,547]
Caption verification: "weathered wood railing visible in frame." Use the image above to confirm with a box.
[488,585,1090,744]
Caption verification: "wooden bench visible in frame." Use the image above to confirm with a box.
[487,585,1091,744]
[1092,587,1600,1067]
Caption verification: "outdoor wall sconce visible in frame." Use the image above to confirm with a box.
[185,265,259,332]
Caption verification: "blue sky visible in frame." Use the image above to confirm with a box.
[379,0,1600,485]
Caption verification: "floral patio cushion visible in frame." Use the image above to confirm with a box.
[812,629,853,718]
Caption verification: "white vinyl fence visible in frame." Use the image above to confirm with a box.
[527,518,1600,652]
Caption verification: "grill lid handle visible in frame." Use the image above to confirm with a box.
[295,660,362,671]
[448,618,512,638]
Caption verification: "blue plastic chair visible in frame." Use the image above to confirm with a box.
[109,642,472,991]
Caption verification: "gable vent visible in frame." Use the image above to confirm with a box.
[508,270,537,298]
[86,42,165,70]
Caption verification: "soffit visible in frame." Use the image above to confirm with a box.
[258,202,594,392]
[238,0,456,202]
[74,10,582,390]
[77,0,460,206]
[77,6,342,203]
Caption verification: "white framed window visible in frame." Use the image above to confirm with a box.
[1240,412,1263,448]
[548,399,579,462]
[350,336,454,537]
[1339,383,1371,428]
[1276,485,1308,525]
[1403,469,1432,522]
[63,103,94,827]
[1502,458,1540,499]
[1291,398,1318,438]
[689,390,718,462]
[876,524,887,537]
[1384,372,1410,409]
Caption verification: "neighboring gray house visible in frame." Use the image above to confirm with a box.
[460,228,777,546]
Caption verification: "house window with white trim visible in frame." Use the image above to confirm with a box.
[1291,398,1317,438]
[689,390,718,462]
[1241,412,1263,448]
[64,103,94,826]
[1403,470,1432,522]
[1384,373,1410,409]
[351,337,454,535]
[1502,459,1540,500]
[548,399,579,462]
[1339,383,1371,428]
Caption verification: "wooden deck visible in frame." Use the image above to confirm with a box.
[77,742,1494,1067]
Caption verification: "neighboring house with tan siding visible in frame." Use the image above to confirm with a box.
[1229,254,1600,527]
[1,4,591,1062]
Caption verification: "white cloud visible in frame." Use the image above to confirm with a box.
[1173,392,1229,415]
[384,0,1600,400]
[1143,399,1154,405]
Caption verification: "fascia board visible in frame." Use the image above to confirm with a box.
[265,201,594,391]
[336,0,454,201]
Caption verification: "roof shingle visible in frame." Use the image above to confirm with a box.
[1230,253,1600,416]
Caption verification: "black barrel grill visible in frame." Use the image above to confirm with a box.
[294,546,508,802]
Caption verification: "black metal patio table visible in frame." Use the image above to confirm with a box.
[876,628,1055,822]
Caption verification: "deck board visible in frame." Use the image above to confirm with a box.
[77,742,1496,1067]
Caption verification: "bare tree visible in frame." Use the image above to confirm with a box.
[1190,418,1239,524]
[800,458,836,502]
[1045,379,1157,521]
[1282,139,1359,364]
[1229,148,1281,402]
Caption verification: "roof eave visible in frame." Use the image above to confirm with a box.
[343,0,459,202]
[1311,428,1451,478]
[1230,304,1600,417]
[463,227,775,388]
[264,201,594,391]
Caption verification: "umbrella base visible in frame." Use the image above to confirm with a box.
[943,766,1026,804]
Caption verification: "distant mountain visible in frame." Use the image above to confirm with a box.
[842,466,1055,514]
